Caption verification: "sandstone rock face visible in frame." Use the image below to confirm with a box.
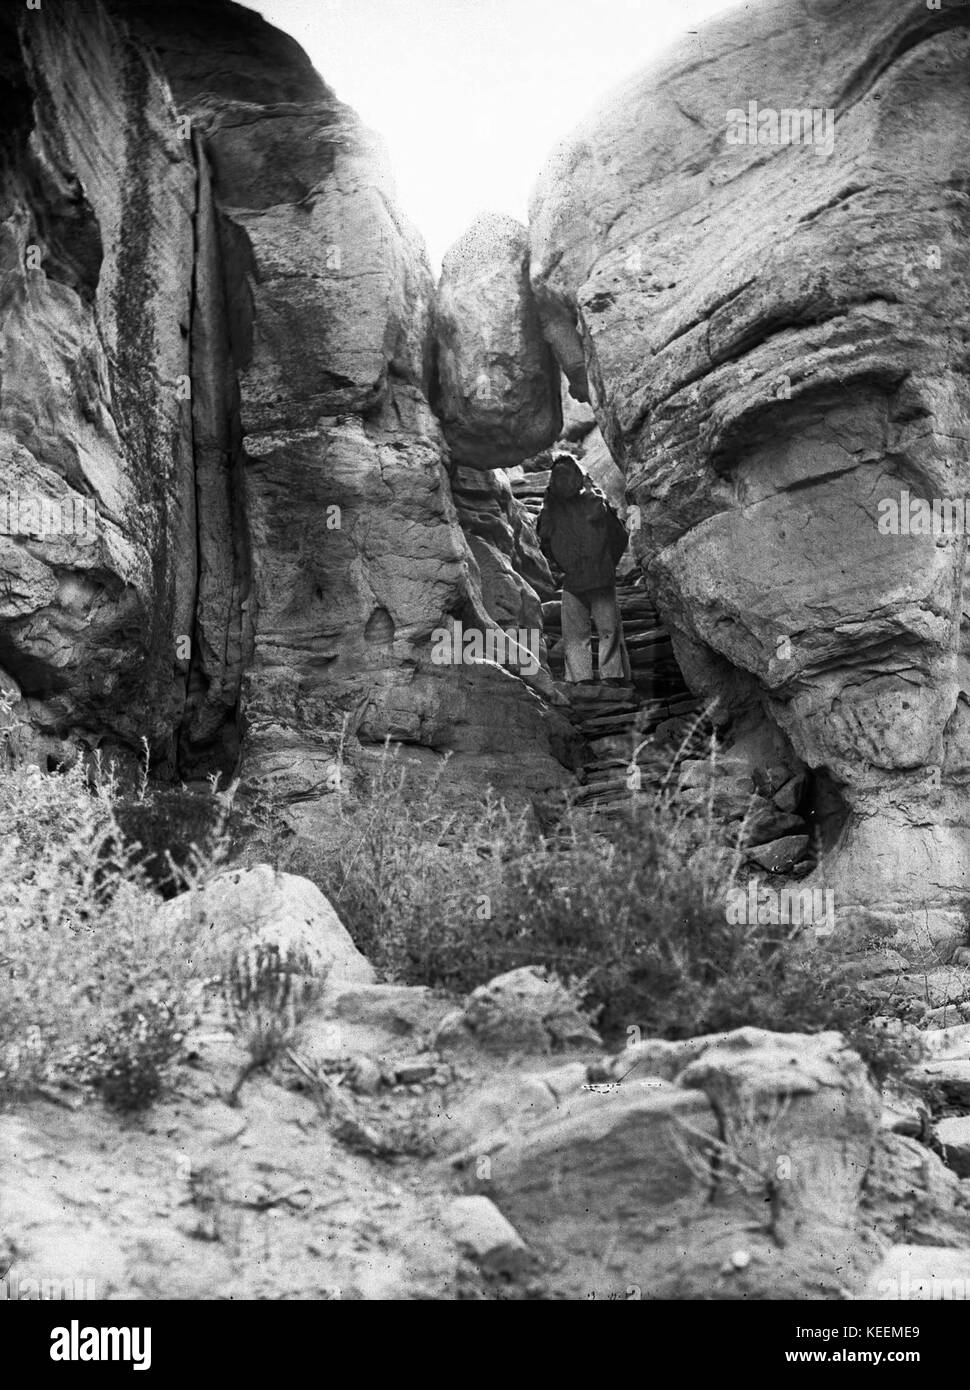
[0,0,580,824]
[529,0,970,943]
[434,214,561,469]
[450,465,551,629]
[127,1,577,821]
[0,1,197,775]
[154,864,375,983]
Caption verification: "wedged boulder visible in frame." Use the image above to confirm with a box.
[154,864,374,983]
[434,213,561,469]
[529,0,970,942]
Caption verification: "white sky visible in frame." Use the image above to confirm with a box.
[254,0,741,273]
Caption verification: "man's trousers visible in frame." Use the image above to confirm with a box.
[561,584,631,682]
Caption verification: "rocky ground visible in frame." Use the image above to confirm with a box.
[4,867,970,1301]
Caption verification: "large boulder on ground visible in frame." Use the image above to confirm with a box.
[434,213,562,469]
[455,1028,903,1298]
[154,864,374,983]
[529,0,970,945]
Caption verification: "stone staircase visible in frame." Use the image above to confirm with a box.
[510,467,705,821]
[513,466,817,871]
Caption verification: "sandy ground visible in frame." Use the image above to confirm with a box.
[0,998,572,1301]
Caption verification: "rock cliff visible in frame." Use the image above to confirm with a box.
[529,0,970,943]
[0,0,578,833]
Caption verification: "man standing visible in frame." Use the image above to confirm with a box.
[537,454,631,686]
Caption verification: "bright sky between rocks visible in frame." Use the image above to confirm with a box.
[254,0,741,275]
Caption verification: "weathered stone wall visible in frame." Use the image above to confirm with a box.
[0,0,580,830]
[0,0,196,775]
[529,0,970,943]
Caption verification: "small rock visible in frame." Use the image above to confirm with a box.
[439,1195,535,1278]
[746,835,810,873]
[908,1059,970,1107]
[323,983,453,1037]
[918,1002,970,1027]
[434,966,599,1056]
[394,1057,437,1085]
[771,774,806,813]
[345,1056,383,1096]
[744,807,807,847]
[841,950,911,982]
[922,1022,970,1061]
[934,1116,970,1178]
[879,1092,926,1138]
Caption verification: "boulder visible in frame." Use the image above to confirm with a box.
[934,1116,970,1179]
[465,1082,718,1298]
[321,983,453,1037]
[154,864,374,983]
[444,1061,588,1158]
[434,966,600,1055]
[747,835,810,874]
[908,1059,970,1108]
[434,213,561,469]
[675,1029,884,1284]
[922,1023,970,1060]
[453,1028,894,1298]
[439,1196,535,1279]
[529,0,970,943]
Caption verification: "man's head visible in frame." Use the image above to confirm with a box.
[548,453,585,501]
